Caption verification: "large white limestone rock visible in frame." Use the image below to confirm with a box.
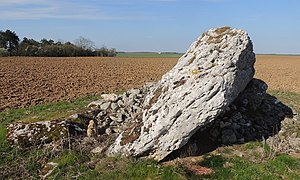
[108,27,256,161]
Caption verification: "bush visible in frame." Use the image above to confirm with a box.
[0,48,9,57]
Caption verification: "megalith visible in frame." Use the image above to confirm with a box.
[108,27,256,161]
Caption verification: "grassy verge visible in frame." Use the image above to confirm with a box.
[0,95,100,125]
[0,90,300,179]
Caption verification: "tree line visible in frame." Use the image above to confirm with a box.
[0,29,117,57]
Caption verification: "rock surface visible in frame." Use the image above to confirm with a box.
[108,27,256,160]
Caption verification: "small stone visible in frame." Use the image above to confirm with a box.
[237,138,245,144]
[231,105,237,111]
[105,117,112,123]
[231,123,240,130]
[210,129,220,138]
[69,114,79,119]
[239,118,246,124]
[100,102,111,110]
[242,99,249,107]
[221,129,237,144]
[91,146,105,154]
[117,100,125,107]
[87,99,105,108]
[87,120,96,138]
[129,88,141,95]
[245,123,251,127]
[110,121,117,126]
[240,107,247,112]
[127,99,134,107]
[96,110,107,119]
[116,113,126,123]
[112,127,123,133]
[101,121,108,128]
[111,103,119,111]
[109,114,119,122]
[137,94,144,98]
[105,128,113,135]
[101,93,118,101]
[220,121,231,128]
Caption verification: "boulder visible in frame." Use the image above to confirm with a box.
[108,27,256,161]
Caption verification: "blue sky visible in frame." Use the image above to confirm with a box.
[0,0,300,53]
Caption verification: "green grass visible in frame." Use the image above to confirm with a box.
[48,154,188,179]
[0,124,7,144]
[198,154,300,179]
[0,95,100,125]
[268,90,300,113]
[0,90,300,179]
[117,52,183,58]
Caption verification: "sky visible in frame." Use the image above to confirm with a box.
[0,0,300,54]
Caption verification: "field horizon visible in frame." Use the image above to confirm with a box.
[0,55,299,111]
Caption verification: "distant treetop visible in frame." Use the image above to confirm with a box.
[0,29,117,57]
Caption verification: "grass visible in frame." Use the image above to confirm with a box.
[268,90,300,113]
[0,90,300,179]
[117,52,183,58]
[198,154,300,179]
[48,155,188,179]
[0,95,100,125]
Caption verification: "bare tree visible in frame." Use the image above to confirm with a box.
[74,36,95,50]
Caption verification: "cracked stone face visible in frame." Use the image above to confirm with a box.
[107,27,256,161]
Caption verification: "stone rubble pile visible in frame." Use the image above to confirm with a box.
[83,83,154,137]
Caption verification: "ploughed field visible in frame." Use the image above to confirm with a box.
[1,55,299,110]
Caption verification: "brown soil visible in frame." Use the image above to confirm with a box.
[254,55,300,94]
[1,55,299,110]
[0,57,176,111]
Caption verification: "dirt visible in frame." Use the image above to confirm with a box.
[254,55,300,94]
[0,57,176,111]
[1,55,299,111]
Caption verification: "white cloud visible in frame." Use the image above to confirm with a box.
[0,0,226,20]
[0,0,139,20]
